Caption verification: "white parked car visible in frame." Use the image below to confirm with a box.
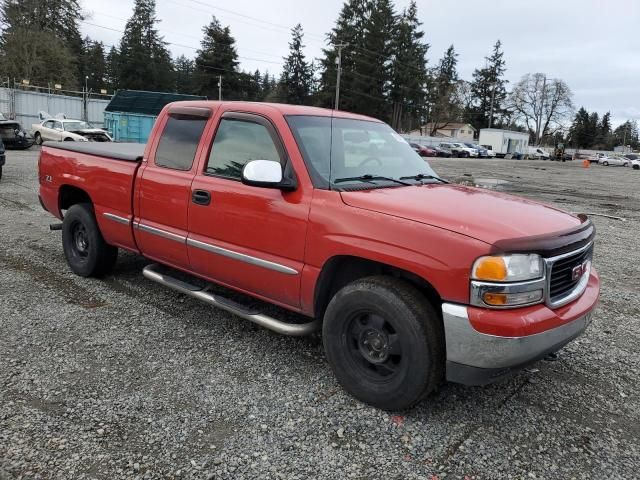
[32,119,112,144]
[526,146,550,160]
[597,155,628,167]
[630,159,640,170]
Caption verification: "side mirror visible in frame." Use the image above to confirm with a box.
[241,159,291,189]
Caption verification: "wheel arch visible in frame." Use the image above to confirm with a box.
[313,255,442,320]
[59,184,93,215]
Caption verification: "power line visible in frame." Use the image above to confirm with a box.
[81,21,283,66]
[89,10,284,60]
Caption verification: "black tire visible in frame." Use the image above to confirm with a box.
[603,161,608,166]
[322,276,444,410]
[34,132,42,145]
[0,166,3,180]
[623,162,628,167]
[62,203,118,277]
[633,165,639,170]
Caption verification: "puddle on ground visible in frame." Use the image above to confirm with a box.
[474,178,511,189]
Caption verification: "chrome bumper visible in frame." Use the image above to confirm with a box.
[442,303,593,385]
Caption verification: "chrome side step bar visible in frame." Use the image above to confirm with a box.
[142,264,320,336]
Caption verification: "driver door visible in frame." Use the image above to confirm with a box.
[187,110,311,308]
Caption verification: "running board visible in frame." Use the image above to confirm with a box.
[142,264,320,336]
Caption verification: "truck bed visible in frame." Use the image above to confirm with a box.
[42,141,145,162]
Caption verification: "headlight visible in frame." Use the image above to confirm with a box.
[470,254,545,308]
[472,254,543,282]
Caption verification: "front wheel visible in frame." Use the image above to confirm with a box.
[62,203,118,277]
[34,132,42,145]
[323,276,444,410]
[633,165,639,170]
[623,162,629,167]
[603,161,609,166]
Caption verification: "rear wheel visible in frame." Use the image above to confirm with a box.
[633,165,639,170]
[603,161,609,166]
[62,203,118,277]
[323,276,444,410]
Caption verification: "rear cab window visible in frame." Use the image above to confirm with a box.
[155,108,210,171]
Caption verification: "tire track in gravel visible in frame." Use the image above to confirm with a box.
[0,250,106,309]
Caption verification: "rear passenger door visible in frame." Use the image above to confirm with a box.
[187,111,311,309]
[135,106,211,270]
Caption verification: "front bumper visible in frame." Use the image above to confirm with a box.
[443,269,599,386]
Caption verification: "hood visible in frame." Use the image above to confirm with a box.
[340,184,582,245]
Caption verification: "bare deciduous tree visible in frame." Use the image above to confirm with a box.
[509,73,573,145]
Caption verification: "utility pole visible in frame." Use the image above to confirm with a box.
[488,82,496,128]
[623,122,629,152]
[84,75,89,122]
[334,43,348,110]
[218,75,222,101]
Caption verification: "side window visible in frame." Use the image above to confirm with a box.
[155,114,208,171]
[53,121,62,130]
[206,118,281,179]
[44,120,54,128]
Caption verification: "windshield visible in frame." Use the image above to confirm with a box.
[286,116,438,189]
[63,121,90,131]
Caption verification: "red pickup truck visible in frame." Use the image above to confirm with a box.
[39,102,599,410]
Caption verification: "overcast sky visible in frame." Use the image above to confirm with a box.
[81,0,639,127]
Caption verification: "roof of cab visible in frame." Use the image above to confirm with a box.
[165,100,383,123]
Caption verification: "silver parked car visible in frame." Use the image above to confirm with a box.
[598,155,629,167]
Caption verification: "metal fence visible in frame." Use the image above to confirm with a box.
[0,83,111,128]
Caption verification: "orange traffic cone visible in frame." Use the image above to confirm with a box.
[582,159,590,168]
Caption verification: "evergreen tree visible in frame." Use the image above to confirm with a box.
[0,0,83,86]
[595,112,612,149]
[105,47,120,91]
[118,0,174,91]
[81,39,108,92]
[318,0,372,112]
[614,120,639,149]
[278,24,314,105]
[318,0,398,120]
[568,107,591,148]
[389,1,429,131]
[174,55,195,94]
[587,111,599,147]
[467,40,507,130]
[193,16,239,99]
[353,0,396,120]
[252,70,263,100]
[427,45,460,134]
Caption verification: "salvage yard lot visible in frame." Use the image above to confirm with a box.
[0,149,638,479]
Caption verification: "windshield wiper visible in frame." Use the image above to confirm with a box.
[333,174,412,186]
[399,173,448,184]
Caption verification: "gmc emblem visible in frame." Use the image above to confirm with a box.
[571,262,588,281]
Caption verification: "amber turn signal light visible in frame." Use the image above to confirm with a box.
[473,257,507,281]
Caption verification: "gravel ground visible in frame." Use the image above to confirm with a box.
[0,149,638,479]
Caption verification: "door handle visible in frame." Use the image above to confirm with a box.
[192,189,211,206]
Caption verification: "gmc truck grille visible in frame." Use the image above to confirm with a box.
[548,244,594,305]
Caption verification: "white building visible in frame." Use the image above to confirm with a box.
[409,123,477,142]
[478,128,530,157]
